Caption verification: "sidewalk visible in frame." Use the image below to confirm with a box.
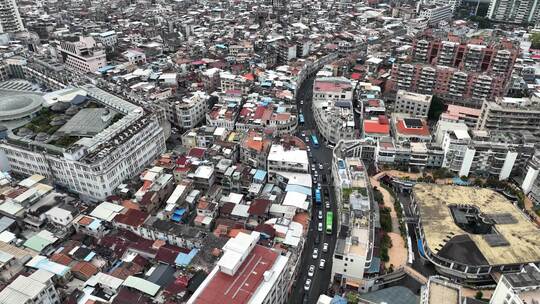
[371,174,407,268]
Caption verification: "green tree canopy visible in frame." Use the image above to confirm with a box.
[531,33,540,49]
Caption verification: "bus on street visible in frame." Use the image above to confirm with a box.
[314,189,322,206]
[325,211,333,234]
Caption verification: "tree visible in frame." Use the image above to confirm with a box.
[531,33,540,50]
[473,178,484,187]
[346,293,360,304]
[373,189,384,205]
[475,291,483,300]
[428,96,445,121]
[469,16,492,29]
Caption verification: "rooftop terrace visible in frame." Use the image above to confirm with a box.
[413,184,540,266]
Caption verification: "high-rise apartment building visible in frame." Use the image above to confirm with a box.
[0,0,24,33]
[487,0,540,24]
[390,37,518,107]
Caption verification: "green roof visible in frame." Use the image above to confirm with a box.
[23,231,58,252]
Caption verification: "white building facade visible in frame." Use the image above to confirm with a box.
[0,85,166,201]
[59,36,106,74]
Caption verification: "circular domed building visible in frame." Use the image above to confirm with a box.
[0,93,43,128]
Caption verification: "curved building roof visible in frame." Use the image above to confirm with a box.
[0,93,43,121]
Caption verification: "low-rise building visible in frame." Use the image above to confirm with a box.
[0,269,60,304]
[392,116,431,143]
[59,36,106,74]
[187,231,291,304]
[267,142,309,182]
[490,264,540,304]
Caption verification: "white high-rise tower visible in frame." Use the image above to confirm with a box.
[0,0,25,33]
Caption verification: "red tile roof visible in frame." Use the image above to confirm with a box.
[191,245,278,304]
[50,253,73,266]
[188,148,206,159]
[113,209,149,227]
[112,287,152,304]
[254,223,275,238]
[247,199,271,216]
[155,246,185,265]
[72,261,98,280]
[363,120,390,134]
[368,99,381,107]
[395,119,430,136]
[314,80,351,92]
[351,73,362,80]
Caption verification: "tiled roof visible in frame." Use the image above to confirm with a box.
[72,261,98,279]
[364,120,390,134]
[113,209,149,227]
[247,199,271,216]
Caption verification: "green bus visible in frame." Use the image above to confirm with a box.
[325,211,333,234]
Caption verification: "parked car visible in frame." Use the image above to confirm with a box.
[304,279,311,291]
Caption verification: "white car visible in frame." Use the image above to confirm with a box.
[325,202,330,209]
[318,210,323,220]
[318,222,323,232]
[319,259,326,269]
[308,265,315,277]
[301,131,306,137]
[300,100,304,105]
[304,279,311,291]
[312,248,319,259]
[323,243,329,252]
[319,164,324,170]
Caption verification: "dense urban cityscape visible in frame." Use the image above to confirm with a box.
[0,0,539,303]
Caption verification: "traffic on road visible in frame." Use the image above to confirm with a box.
[289,76,339,304]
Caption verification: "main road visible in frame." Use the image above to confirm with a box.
[289,76,339,303]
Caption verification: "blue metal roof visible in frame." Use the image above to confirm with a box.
[175,249,199,266]
[174,208,187,216]
[84,251,96,262]
[254,170,267,182]
[452,177,470,186]
[98,65,115,73]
